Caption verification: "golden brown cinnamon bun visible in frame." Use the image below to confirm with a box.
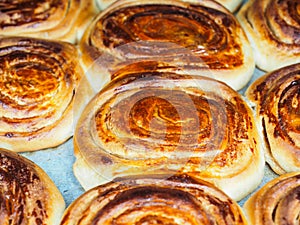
[0,36,93,152]
[80,0,255,91]
[60,174,248,225]
[0,148,65,225]
[246,63,300,175]
[0,0,98,43]
[244,172,300,225]
[73,71,265,201]
[237,0,300,72]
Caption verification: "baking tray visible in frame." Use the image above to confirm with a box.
[20,1,279,208]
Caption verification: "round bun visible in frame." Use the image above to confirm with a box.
[244,172,300,225]
[73,70,265,201]
[80,0,255,92]
[237,0,300,72]
[246,63,300,175]
[0,36,93,152]
[61,174,248,224]
[0,0,98,43]
[0,148,65,225]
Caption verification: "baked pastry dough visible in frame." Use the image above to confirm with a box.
[0,0,98,43]
[60,174,248,225]
[0,36,92,152]
[80,0,255,91]
[237,0,300,72]
[0,148,65,225]
[244,172,300,225]
[246,63,300,175]
[73,71,265,201]
[96,0,243,12]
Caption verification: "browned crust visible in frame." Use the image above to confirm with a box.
[0,148,65,225]
[244,172,300,225]
[237,0,300,72]
[246,63,300,174]
[0,0,98,43]
[0,36,93,152]
[80,0,254,91]
[73,71,265,201]
[61,174,248,224]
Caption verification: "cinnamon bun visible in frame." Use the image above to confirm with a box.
[80,0,255,91]
[73,71,265,201]
[0,148,65,225]
[0,36,93,152]
[237,0,300,72]
[246,63,300,175]
[244,172,300,225]
[0,0,98,43]
[61,174,248,225]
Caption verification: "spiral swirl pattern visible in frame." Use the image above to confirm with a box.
[61,175,248,225]
[80,0,254,90]
[0,148,65,225]
[0,0,97,43]
[74,71,264,200]
[237,0,300,71]
[246,63,300,174]
[0,37,87,152]
[244,172,300,225]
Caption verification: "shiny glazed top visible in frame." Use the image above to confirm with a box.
[87,0,245,70]
[61,175,248,225]
[0,0,67,31]
[0,149,48,224]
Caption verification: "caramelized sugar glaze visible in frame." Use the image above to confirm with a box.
[0,148,64,225]
[94,74,245,156]
[0,0,64,28]
[244,172,300,225]
[0,37,91,152]
[80,0,254,91]
[0,150,46,224]
[61,175,248,225]
[246,63,300,174]
[74,72,264,201]
[96,4,243,69]
[0,0,97,43]
[237,0,300,71]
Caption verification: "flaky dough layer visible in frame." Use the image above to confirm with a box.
[74,71,265,201]
[0,36,93,152]
[246,63,300,175]
[61,174,248,224]
[0,0,98,43]
[0,148,65,225]
[237,0,300,72]
[80,0,254,92]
